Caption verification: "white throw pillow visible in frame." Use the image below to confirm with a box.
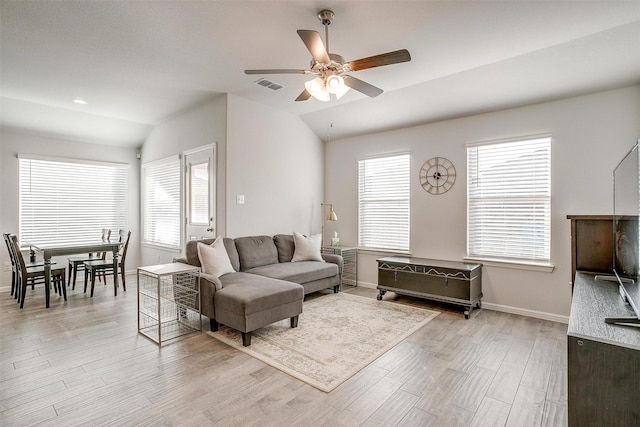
[291,232,324,262]
[197,237,235,277]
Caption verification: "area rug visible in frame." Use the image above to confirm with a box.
[206,292,439,392]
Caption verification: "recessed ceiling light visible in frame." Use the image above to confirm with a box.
[73,99,87,105]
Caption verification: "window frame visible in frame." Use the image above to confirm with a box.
[358,152,411,253]
[141,155,183,250]
[466,135,553,270]
[18,154,129,247]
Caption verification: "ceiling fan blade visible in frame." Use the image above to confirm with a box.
[347,49,411,72]
[245,69,308,75]
[297,30,330,64]
[343,75,383,98]
[295,89,312,102]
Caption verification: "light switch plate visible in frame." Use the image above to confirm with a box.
[236,194,245,205]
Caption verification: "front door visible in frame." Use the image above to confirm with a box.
[184,144,216,241]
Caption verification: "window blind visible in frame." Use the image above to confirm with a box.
[19,156,128,246]
[142,156,181,249]
[358,154,410,251]
[467,137,551,263]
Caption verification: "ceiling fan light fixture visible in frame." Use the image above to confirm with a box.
[305,77,330,102]
[334,82,350,100]
[326,74,350,99]
[326,74,343,93]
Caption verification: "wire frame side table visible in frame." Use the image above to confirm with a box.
[137,263,201,345]
[322,246,357,288]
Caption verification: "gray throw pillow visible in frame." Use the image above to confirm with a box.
[274,234,295,263]
[234,235,279,271]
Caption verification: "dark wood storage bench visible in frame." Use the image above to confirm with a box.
[377,256,483,319]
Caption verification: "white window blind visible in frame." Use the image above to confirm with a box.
[142,156,181,249]
[467,137,551,263]
[358,154,410,252]
[19,156,128,246]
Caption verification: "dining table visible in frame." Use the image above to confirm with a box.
[30,241,122,308]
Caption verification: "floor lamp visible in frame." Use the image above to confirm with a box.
[321,203,338,247]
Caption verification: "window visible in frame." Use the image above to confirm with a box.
[358,154,410,252]
[467,136,551,264]
[142,156,181,249]
[19,156,128,246]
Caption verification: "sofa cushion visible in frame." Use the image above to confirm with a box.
[197,237,235,278]
[246,261,338,284]
[234,235,278,271]
[273,234,295,263]
[216,272,303,315]
[291,232,323,262]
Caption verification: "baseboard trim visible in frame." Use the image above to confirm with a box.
[480,302,569,324]
[357,281,377,289]
[355,281,569,324]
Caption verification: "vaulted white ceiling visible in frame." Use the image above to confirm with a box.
[1,1,639,147]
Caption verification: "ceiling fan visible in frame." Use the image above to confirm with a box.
[245,9,411,102]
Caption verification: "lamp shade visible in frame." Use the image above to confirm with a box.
[305,77,330,102]
[326,205,338,221]
[326,75,343,93]
[326,75,350,99]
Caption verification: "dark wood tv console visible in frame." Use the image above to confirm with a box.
[568,272,640,426]
[377,256,482,319]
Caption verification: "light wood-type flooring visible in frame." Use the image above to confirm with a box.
[1,274,568,426]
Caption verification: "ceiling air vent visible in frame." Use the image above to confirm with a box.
[255,78,284,91]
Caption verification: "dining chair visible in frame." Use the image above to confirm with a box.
[83,230,130,297]
[3,233,19,298]
[68,228,110,290]
[10,234,66,308]
[4,233,61,301]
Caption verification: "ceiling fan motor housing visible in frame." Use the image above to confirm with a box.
[310,53,348,77]
[318,10,334,26]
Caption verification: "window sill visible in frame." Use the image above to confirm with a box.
[142,242,182,252]
[464,256,555,273]
[357,248,411,257]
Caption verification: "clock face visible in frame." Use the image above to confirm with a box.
[420,157,456,194]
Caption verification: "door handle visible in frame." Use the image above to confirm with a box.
[206,227,214,232]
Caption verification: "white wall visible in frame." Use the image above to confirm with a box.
[0,129,141,286]
[325,85,640,321]
[140,95,227,266]
[225,95,324,238]
[139,94,323,264]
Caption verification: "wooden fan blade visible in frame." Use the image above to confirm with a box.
[295,89,312,101]
[347,49,411,72]
[245,69,308,75]
[343,75,383,98]
[297,30,330,64]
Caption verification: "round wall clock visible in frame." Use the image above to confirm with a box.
[420,157,456,195]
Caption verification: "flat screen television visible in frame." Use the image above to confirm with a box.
[606,140,640,327]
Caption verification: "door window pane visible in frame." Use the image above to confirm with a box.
[189,162,209,225]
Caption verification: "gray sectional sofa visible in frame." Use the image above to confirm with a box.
[177,234,343,346]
